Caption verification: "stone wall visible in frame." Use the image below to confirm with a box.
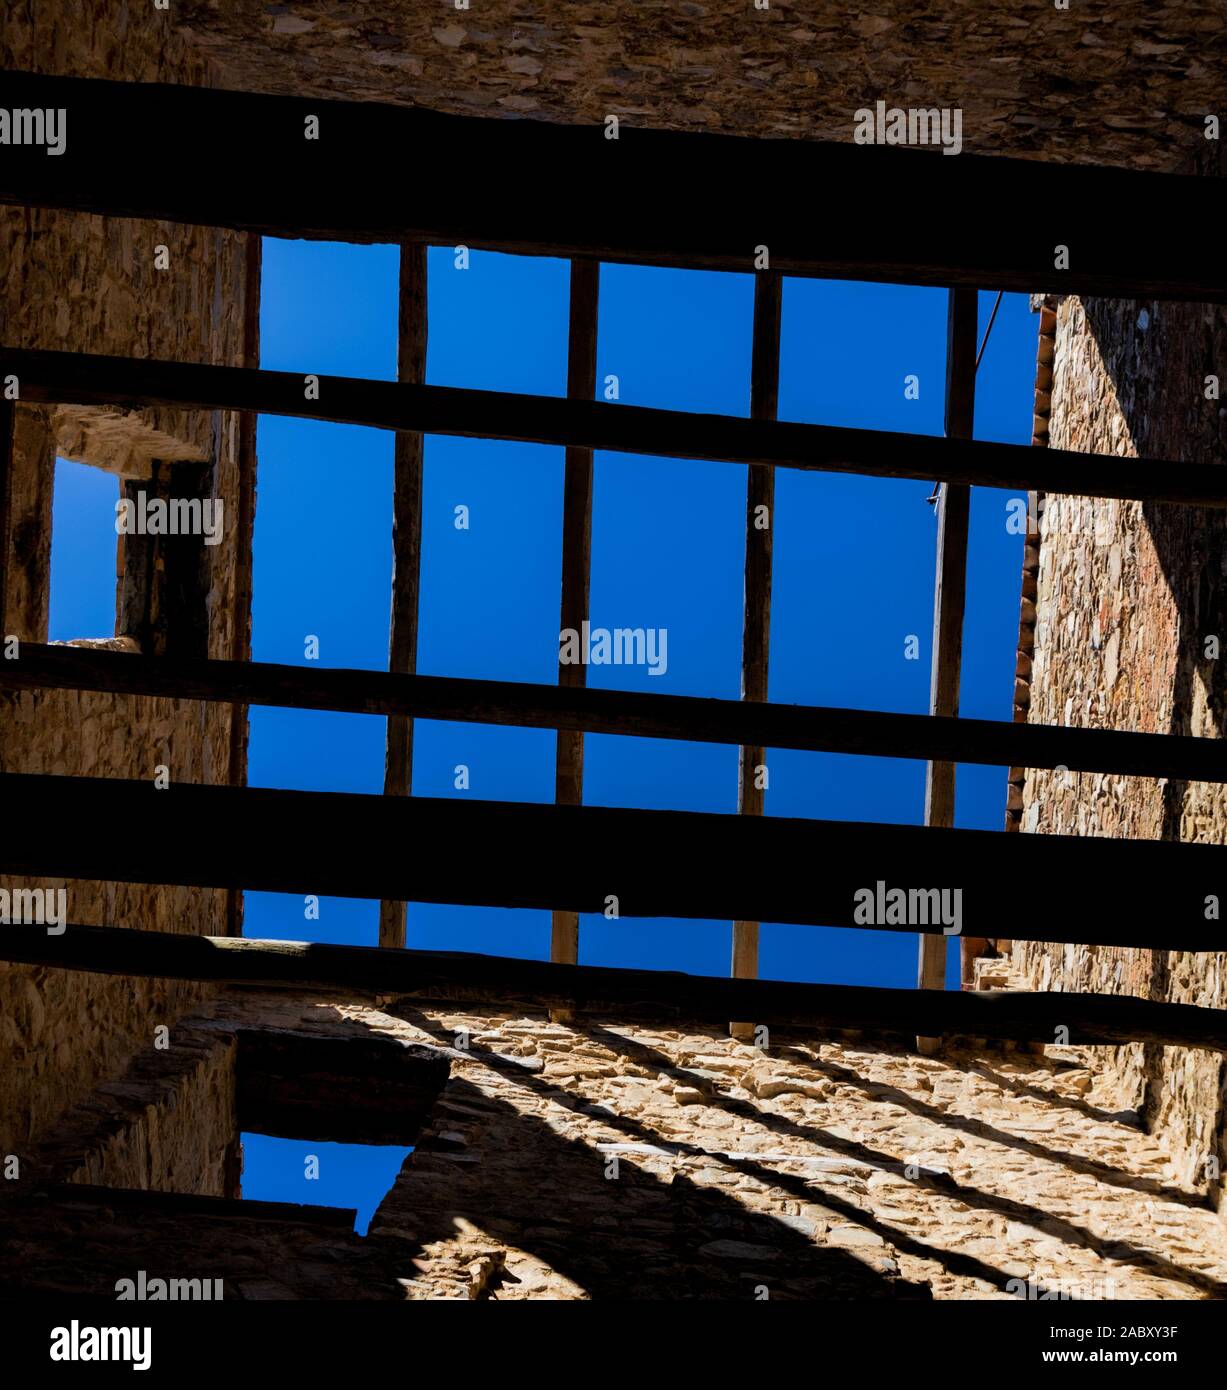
[0,3,251,1165]
[168,0,1218,172]
[10,988,1227,1299]
[1014,281,1227,1212]
[194,993,1227,1300]
[6,0,1227,1291]
[0,1186,408,1300]
[29,1027,236,1197]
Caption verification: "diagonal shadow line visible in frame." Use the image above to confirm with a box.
[1062,285,1227,1144]
[1032,283,1227,1170]
[372,1066,924,1300]
[963,1060,1146,1130]
[777,1047,1208,1211]
[392,1006,1072,1297]
[577,1021,1227,1296]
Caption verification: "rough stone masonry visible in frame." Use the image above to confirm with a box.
[3,0,1226,1299]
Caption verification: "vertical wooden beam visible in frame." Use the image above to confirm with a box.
[117,475,155,649]
[0,398,12,638]
[160,460,213,661]
[550,258,601,970]
[225,232,262,937]
[731,270,782,1038]
[917,287,977,1050]
[378,243,428,950]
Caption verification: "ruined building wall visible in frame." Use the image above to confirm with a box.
[12,988,1227,1299]
[170,0,1218,172]
[1014,277,1227,1211]
[0,6,250,1157]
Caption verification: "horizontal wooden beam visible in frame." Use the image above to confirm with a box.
[3,924,1226,1052]
[2,71,1223,303]
[3,347,1226,505]
[0,772,1223,950]
[6,641,1227,784]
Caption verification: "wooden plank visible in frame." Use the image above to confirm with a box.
[0,399,12,636]
[7,640,1227,784]
[2,72,1224,303]
[119,460,213,658]
[4,922,1227,1052]
[378,242,428,950]
[116,475,154,644]
[918,289,977,1047]
[7,345,1226,506]
[224,232,262,938]
[1,770,1224,950]
[551,258,600,970]
[731,270,782,1010]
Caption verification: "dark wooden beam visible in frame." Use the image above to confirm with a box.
[225,232,262,939]
[117,455,228,674]
[378,242,428,951]
[551,258,600,971]
[0,399,13,636]
[7,640,1227,784]
[732,270,782,1007]
[3,923,1227,1052]
[6,345,1225,507]
[1,771,1223,950]
[918,289,977,1029]
[1,72,1223,303]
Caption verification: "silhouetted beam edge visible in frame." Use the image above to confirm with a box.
[6,642,1227,784]
[1,925,1225,1052]
[0,71,1223,302]
[0,773,1223,949]
[4,347,1225,505]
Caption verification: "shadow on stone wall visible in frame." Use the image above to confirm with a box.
[381,1008,928,1300]
[1077,170,1227,1151]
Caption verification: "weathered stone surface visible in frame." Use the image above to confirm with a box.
[0,3,251,1163]
[5,0,1227,1298]
[162,1,1221,172]
[1016,229,1227,1217]
[169,995,1227,1298]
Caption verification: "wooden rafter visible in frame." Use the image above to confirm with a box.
[6,641,1227,783]
[6,346,1226,506]
[224,231,263,938]
[378,243,428,950]
[551,258,600,969]
[0,399,13,637]
[3,924,1227,1052]
[918,288,977,1043]
[1,771,1224,950]
[731,270,782,1010]
[2,72,1224,303]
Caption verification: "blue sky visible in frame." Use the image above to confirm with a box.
[243,241,1035,987]
[49,240,1036,1222]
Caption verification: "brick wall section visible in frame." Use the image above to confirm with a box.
[1014,279,1227,1211]
[0,3,250,1163]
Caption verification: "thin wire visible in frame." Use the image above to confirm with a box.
[975,290,1005,373]
[930,291,1004,507]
